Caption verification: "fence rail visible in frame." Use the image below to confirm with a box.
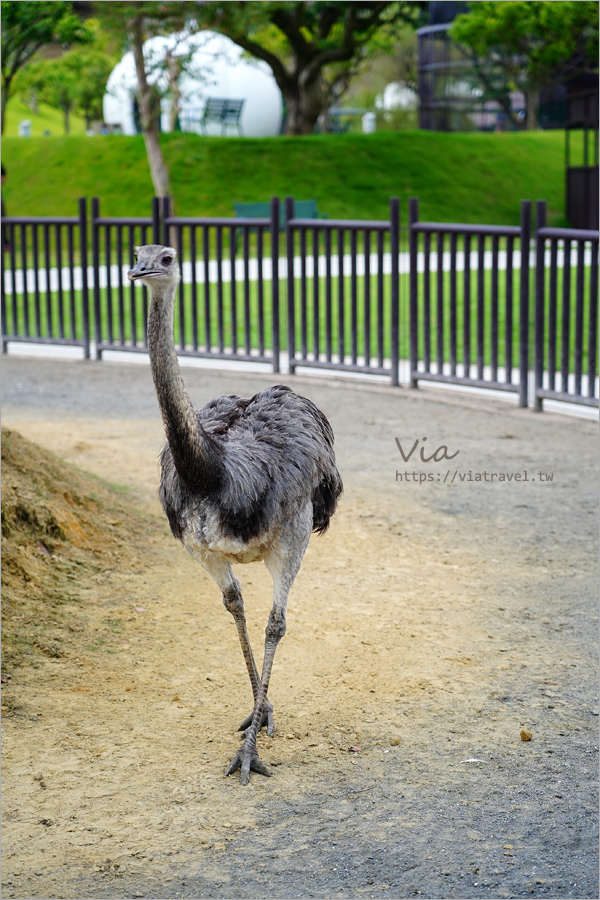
[2,197,598,411]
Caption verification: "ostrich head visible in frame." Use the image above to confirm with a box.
[127,245,180,288]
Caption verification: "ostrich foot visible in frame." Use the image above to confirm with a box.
[225,741,271,785]
[238,697,274,736]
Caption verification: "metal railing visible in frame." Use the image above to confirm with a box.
[92,196,159,358]
[409,198,532,406]
[285,196,400,384]
[1,198,89,357]
[161,196,281,371]
[2,197,599,411]
[534,200,599,410]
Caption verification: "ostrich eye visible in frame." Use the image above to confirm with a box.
[161,255,173,266]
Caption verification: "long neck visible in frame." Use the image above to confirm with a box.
[147,283,220,489]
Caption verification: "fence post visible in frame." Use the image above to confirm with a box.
[270,196,280,374]
[162,196,171,246]
[152,197,160,244]
[519,200,532,407]
[285,196,295,374]
[91,197,102,360]
[534,200,547,411]
[390,197,400,386]
[78,198,90,359]
[408,197,419,388]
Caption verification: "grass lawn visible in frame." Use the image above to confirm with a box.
[2,129,569,226]
[3,98,87,138]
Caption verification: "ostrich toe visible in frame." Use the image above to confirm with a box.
[238,697,274,736]
[225,741,271,785]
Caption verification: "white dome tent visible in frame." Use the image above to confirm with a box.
[103,31,283,137]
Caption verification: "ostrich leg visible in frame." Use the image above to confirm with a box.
[200,556,274,734]
[226,507,312,784]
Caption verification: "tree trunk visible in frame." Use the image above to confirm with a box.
[283,75,328,135]
[166,50,182,133]
[129,15,173,202]
[63,107,70,135]
[143,122,171,197]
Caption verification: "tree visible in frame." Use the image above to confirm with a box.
[16,43,114,134]
[71,46,115,130]
[0,0,88,133]
[17,57,79,134]
[451,1,599,130]
[92,1,192,201]
[196,1,425,135]
[68,19,117,130]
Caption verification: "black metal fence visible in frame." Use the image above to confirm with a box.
[2,197,598,411]
[285,196,400,383]
[1,199,90,357]
[92,196,159,358]
[534,200,599,410]
[161,196,281,370]
[409,198,531,407]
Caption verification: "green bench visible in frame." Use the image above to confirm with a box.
[202,98,244,135]
[233,199,327,231]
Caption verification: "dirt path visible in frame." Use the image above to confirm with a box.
[2,357,598,900]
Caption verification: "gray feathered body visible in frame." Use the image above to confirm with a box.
[158,384,343,552]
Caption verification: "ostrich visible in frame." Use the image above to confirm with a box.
[128,245,342,785]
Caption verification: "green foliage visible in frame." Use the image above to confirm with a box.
[13,19,115,136]
[16,58,79,135]
[66,20,118,128]
[451,1,599,130]
[0,1,89,132]
[194,1,426,133]
[1,130,567,225]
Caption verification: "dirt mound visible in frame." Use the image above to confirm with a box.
[1,428,154,674]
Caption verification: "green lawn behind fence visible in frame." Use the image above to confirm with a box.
[2,129,570,225]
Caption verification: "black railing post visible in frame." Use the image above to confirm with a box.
[408,197,419,388]
[589,241,599,401]
[534,200,547,411]
[152,197,160,244]
[285,196,295,374]
[519,200,532,407]
[91,197,102,359]
[78,198,90,359]
[270,197,280,374]
[162,196,171,246]
[390,197,400,386]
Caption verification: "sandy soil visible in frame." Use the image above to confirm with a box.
[1,356,598,900]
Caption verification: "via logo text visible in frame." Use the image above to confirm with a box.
[395,437,459,463]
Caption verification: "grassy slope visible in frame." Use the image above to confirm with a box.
[2,129,567,225]
[4,97,87,137]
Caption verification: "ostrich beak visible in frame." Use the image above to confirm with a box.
[127,261,164,281]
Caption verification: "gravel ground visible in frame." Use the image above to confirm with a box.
[1,355,598,900]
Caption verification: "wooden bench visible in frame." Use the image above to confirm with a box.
[201,98,244,135]
[233,199,327,231]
